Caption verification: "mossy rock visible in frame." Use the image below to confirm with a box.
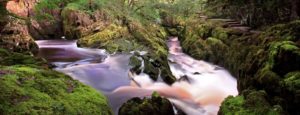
[77,24,145,53]
[267,41,300,76]
[179,18,300,114]
[0,48,47,67]
[282,72,300,92]
[0,17,38,53]
[280,71,300,112]
[0,65,112,115]
[119,92,175,115]
[129,55,142,74]
[260,20,300,42]
[78,19,176,84]
[255,67,281,94]
[219,90,283,115]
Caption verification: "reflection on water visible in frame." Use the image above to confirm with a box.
[36,38,238,115]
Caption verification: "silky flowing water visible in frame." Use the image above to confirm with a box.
[36,37,238,115]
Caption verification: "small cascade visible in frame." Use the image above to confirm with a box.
[36,38,238,115]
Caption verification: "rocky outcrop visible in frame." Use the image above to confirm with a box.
[1,1,37,53]
[179,18,300,114]
[0,16,37,53]
[6,0,64,39]
[61,8,109,39]
[6,0,38,17]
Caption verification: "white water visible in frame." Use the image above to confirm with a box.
[36,37,238,115]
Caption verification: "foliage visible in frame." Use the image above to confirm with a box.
[34,0,106,20]
[220,91,282,115]
[205,0,296,27]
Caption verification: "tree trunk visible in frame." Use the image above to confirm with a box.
[290,0,299,20]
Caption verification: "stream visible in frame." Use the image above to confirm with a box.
[36,37,238,115]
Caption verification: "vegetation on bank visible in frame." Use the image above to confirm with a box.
[178,17,300,114]
[1,1,113,112]
[1,0,300,114]
[0,48,112,114]
[205,0,300,28]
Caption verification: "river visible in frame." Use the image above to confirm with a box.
[35,37,238,115]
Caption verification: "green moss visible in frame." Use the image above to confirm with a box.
[0,48,9,57]
[119,92,175,115]
[179,18,300,114]
[197,24,213,38]
[0,65,112,115]
[266,41,300,76]
[219,96,247,115]
[212,27,229,40]
[78,24,146,53]
[220,91,282,115]
[267,41,299,68]
[206,37,224,45]
[255,67,281,93]
[282,72,300,92]
[261,20,300,42]
[0,49,47,67]
[129,55,142,74]
[78,19,176,83]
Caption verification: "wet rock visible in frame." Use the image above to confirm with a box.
[129,55,142,74]
[78,19,176,84]
[193,72,201,75]
[178,75,191,83]
[119,92,175,115]
[143,57,160,81]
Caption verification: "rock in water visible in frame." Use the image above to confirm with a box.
[119,92,176,115]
